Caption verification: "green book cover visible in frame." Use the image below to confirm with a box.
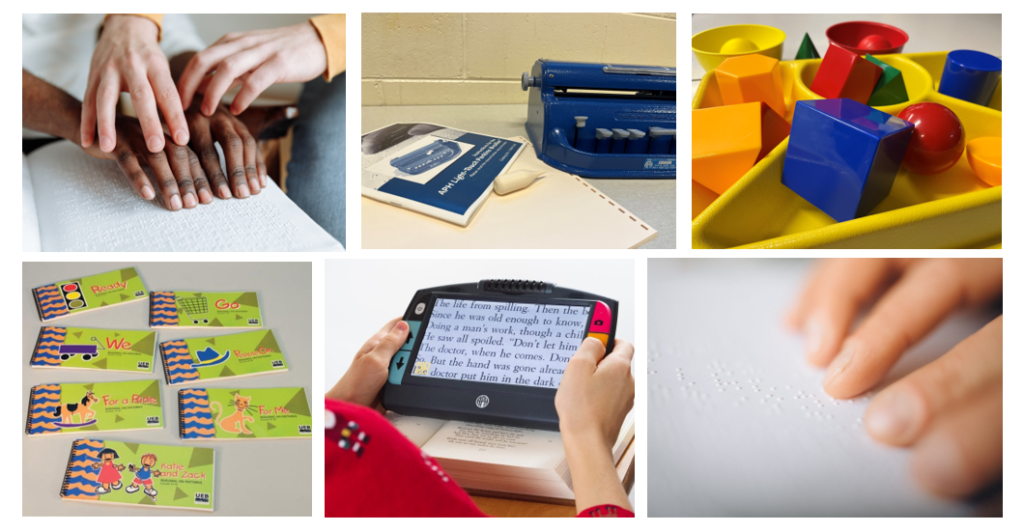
[33,267,147,322]
[159,329,288,386]
[31,327,157,373]
[179,387,312,440]
[150,291,262,328]
[26,380,163,436]
[61,438,214,511]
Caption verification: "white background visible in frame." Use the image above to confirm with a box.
[10,0,1021,528]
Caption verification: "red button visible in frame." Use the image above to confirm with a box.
[589,301,612,334]
[62,283,78,292]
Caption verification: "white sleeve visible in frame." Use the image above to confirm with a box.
[159,14,205,59]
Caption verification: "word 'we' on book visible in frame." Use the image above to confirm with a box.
[31,327,156,373]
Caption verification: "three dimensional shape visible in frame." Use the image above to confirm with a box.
[781,99,914,223]
[864,54,909,106]
[693,101,791,195]
[796,33,820,60]
[810,44,883,104]
[966,137,1001,186]
[715,54,787,118]
[896,103,966,175]
[938,49,1002,106]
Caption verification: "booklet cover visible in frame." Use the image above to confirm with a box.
[61,438,214,510]
[30,327,157,372]
[159,330,288,385]
[150,291,262,328]
[32,267,147,322]
[179,387,312,440]
[26,380,163,436]
[361,123,525,226]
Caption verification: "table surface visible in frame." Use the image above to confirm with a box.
[22,262,313,516]
[362,104,676,249]
[691,13,1002,81]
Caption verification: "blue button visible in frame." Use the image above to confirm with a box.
[402,321,421,351]
[388,352,408,385]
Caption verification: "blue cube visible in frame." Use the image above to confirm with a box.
[781,99,914,222]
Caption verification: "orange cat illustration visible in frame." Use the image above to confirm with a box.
[211,393,255,434]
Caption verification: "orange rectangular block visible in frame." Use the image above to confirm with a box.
[692,102,790,195]
[715,54,787,118]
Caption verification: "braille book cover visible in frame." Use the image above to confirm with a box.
[26,380,163,435]
[158,330,288,386]
[32,267,147,322]
[179,387,312,440]
[30,327,157,372]
[149,291,262,328]
[60,439,215,510]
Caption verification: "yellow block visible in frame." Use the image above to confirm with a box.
[692,102,761,195]
[715,54,787,118]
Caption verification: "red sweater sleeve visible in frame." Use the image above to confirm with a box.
[324,398,486,517]
[577,505,635,517]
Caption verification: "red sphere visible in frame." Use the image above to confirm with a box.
[897,103,966,175]
[857,34,893,50]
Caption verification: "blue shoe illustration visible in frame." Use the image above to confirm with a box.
[191,346,230,368]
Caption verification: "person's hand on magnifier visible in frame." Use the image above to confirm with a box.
[787,258,1003,498]
[327,319,408,412]
[178,22,327,117]
[81,15,189,154]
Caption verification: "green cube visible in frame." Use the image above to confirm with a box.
[865,54,909,106]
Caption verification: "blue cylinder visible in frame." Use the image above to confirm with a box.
[938,50,1002,106]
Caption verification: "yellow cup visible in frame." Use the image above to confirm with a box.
[692,24,786,73]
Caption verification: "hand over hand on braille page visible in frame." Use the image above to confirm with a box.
[647,259,1000,517]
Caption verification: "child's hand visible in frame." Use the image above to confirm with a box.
[555,338,634,452]
[787,258,1002,498]
[326,318,408,411]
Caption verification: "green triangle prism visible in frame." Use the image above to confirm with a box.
[865,54,909,106]
[796,33,820,60]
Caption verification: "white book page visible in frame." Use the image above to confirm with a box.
[421,421,565,471]
[385,411,447,448]
[648,259,986,517]
[28,141,343,252]
[22,154,42,252]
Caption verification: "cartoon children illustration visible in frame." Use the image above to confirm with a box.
[90,448,125,494]
[126,453,162,500]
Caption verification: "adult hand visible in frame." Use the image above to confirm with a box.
[185,103,269,198]
[326,319,408,411]
[178,22,327,116]
[787,258,1003,498]
[81,114,209,210]
[81,15,189,154]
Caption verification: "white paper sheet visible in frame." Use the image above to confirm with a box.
[27,140,344,252]
[648,259,991,516]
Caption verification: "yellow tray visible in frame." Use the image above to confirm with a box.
[692,51,1002,249]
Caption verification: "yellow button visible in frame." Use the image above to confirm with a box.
[66,292,81,299]
[587,333,609,347]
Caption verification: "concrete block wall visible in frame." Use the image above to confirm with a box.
[362,13,677,106]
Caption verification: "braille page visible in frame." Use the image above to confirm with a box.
[648,259,988,517]
[27,141,344,252]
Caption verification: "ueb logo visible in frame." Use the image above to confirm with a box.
[475,395,490,409]
[194,493,210,505]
